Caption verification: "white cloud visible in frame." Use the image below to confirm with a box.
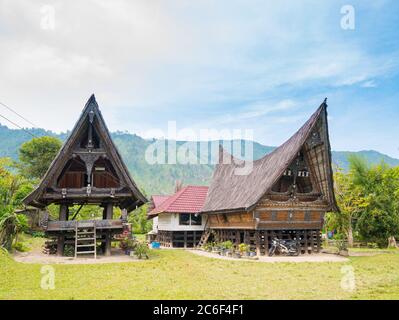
[361,80,377,88]
[0,0,397,159]
[215,99,298,125]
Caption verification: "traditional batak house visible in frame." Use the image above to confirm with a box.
[23,95,147,257]
[200,100,338,255]
[147,185,209,248]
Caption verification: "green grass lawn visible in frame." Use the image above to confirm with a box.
[1,241,399,300]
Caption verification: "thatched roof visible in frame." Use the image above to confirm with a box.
[201,100,338,214]
[23,95,147,210]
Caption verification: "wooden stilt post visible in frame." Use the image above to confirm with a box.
[265,231,269,254]
[57,236,64,256]
[104,203,113,256]
[255,230,261,256]
[310,229,314,254]
[184,231,187,249]
[304,230,308,254]
[244,230,249,245]
[57,204,68,256]
[316,230,321,253]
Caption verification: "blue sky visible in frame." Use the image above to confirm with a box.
[0,0,398,157]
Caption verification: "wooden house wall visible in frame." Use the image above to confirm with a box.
[58,172,85,189]
[208,210,324,230]
[208,212,256,229]
[92,172,119,188]
[254,191,326,230]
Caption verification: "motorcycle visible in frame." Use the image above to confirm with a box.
[268,238,300,256]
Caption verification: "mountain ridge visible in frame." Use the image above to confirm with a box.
[1,123,398,195]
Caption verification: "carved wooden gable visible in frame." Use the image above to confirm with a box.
[23,95,147,210]
[265,104,335,208]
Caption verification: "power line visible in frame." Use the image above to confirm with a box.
[0,101,39,128]
[0,112,38,138]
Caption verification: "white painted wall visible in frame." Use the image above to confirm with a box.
[152,216,158,232]
[152,213,207,231]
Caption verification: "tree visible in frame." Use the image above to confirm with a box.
[0,206,28,250]
[350,156,399,248]
[0,158,32,250]
[18,136,62,179]
[129,204,152,234]
[325,167,367,246]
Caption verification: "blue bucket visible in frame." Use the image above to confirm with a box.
[151,242,161,249]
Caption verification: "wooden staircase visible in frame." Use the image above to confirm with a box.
[197,229,211,248]
[74,222,97,259]
[197,218,212,248]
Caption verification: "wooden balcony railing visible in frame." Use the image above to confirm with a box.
[46,219,124,231]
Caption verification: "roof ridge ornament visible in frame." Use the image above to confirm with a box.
[88,109,95,123]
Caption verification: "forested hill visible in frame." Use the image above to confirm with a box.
[1,123,399,195]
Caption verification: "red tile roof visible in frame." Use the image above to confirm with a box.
[151,195,170,208]
[148,185,209,218]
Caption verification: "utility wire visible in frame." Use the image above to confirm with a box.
[0,101,39,128]
[0,112,38,138]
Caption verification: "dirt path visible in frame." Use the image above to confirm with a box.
[13,247,349,265]
[189,250,349,263]
[13,248,145,265]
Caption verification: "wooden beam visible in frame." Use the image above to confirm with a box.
[57,235,65,256]
[71,204,84,220]
[57,204,68,256]
[105,203,113,219]
[59,204,68,221]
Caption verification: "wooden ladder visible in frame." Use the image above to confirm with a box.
[74,222,97,259]
[197,229,211,248]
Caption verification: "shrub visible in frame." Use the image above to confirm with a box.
[134,241,149,259]
[220,241,233,250]
[64,245,75,257]
[13,242,30,252]
[30,231,46,238]
[119,237,137,251]
[238,243,250,254]
[203,242,213,251]
[334,240,348,252]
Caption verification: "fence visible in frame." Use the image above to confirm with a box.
[325,239,378,248]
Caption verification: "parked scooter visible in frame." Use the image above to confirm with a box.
[268,238,300,256]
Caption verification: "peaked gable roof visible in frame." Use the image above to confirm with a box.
[148,185,209,218]
[201,100,338,214]
[23,95,147,210]
[152,195,170,208]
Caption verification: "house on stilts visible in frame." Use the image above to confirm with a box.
[199,100,338,255]
[147,185,209,248]
[23,95,147,257]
